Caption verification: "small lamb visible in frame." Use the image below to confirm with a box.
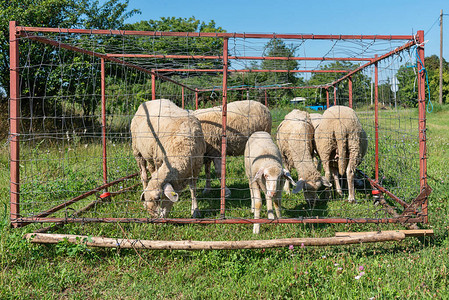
[276,109,331,207]
[194,100,272,197]
[244,131,296,234]
[131,99,206,218]
[314,105,368,203]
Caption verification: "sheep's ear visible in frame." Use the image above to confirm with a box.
[163,184,179,202]
[321,176,332,188]
[292,179,306,194]
[140,191,145,201]
[283,169,297,186]
[252,168,265,183]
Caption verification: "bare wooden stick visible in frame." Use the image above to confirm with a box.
[335,229,433,238]
[24,232,406,250]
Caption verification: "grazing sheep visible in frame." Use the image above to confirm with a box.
[314,105,368,203]
[193,100,272,197]
[131,99,206,218]
[276,109,331,207]
[244,131,296,234]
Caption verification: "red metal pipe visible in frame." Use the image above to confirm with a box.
[9,21,20,227]
[416,30,428,222]
[333,86,337,106]
[348,76,353,108]
[107,53,372,62]
[101,58,108,186]
[374,55,379,183]
[220,38,229,218]
[20,173,139,223]
[195,90,199,109]
[155,68,349,73]
[326,88,330,108]
[17,26,415,40]
[264,90,268,107]
[151,72,156,100]
[16,217,424,225]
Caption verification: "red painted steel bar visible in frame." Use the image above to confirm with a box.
[348,76,353,108]
[220,38,229,217]
[25,173,139,221]
[101,59,108,186]
[198,84,330,93]
[416,30,429,222]
[17,26,415,40]
[151,72,156,100]
[326,88,330,108]
[9,21,20,227]
[333,86,337,106]
[195,90,199,109]
[108,53,372,62]
[16,216,424,225]
[155,68,349,74]
[374,55,379,183]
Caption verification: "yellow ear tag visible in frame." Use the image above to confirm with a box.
[172,192,176,196]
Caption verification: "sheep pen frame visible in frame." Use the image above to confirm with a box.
[9,21,431,231]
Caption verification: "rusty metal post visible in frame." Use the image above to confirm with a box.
[9,21,20,227]
[195,90,199,109]
[333,85,337,106]
[416,30,428,222]
[348,76,353,108]
[220,38,229,218]
[181,87,185,109]
[151,71,156,100]
[326,88,329,108]
[374,55,379,183]
[101,58,108,186]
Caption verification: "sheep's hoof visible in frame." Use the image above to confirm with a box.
[192,208,201,218]
[336,189,343,196]
[347,198,356,204]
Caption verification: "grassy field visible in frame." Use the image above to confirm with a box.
[1,104,449,299]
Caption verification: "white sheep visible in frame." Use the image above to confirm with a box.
[309,112,323,170]
[276,109,331,207]
[244,131,296,234]
[193,100,272,197]
[314,105,368,203]
[131,99,206,218]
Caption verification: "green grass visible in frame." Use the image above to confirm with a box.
[1,105,449,299]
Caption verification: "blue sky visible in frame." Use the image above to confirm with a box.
[119,0,448,59]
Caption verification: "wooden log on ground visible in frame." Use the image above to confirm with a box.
[24,232,406,250]
[335,229,433,238]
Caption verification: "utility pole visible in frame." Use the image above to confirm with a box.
[440,9,443,105]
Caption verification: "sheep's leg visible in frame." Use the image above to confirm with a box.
[213,157,231,198]
[202,160,212,194]
[331,164,343,196]
[135,154,148,190]
[283,180,291,194]
[251,182,262,234]
[273,191,282,219]
[346,162,356,203]
[190,179,201,218]
[266,195,274,220]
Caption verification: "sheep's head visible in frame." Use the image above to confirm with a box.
[253,167,297,199]
[141,180,178,218]
[292,176,331,206]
